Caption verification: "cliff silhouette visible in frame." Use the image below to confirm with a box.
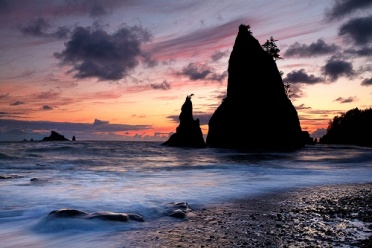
[163,95,206,148]
[320,108,372,147]
[206,25,304,149]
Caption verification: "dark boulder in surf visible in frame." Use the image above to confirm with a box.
[165,202,192,219]
[163,95,206,148]
[48,209,145,222]
[49,209,88,218]
[206,25,304,150]
[42,131,69,141]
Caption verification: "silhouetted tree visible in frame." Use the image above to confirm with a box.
[284,82,291,98]
[246,24,252,34]
[262,36,282,61]
[279,71,291,99]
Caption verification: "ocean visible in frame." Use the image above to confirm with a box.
[1,141,371,247]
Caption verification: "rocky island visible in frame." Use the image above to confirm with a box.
[207,25,304,150]
[42,131,70,141]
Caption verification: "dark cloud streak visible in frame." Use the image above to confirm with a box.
[284,69,323,84]
[20,17,50,37]
[338,15,372,45]
[0,119,151,133]
[361,78,372,86]
[177,63,227,82]
[284,39,339,58]
[345,47,372,57]
[41,105,53,110]
[20,17,70,39]
[10,101,25,106]
[211,50,229,62]
[326,0,372,20]
[150,80,171,90]
[334,96,357,103]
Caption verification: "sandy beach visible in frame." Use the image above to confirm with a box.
[122,183,372,247]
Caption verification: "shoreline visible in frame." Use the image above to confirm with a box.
[121,183,372,247]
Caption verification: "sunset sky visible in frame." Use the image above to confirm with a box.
[0,0,371,141]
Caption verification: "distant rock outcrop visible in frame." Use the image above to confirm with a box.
[206,25,304,149]
[42,131,69,141]
[163,95,206,148]
[320,108,372,147]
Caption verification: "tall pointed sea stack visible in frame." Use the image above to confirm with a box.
[206,25,304,149]
[163,95,206,148]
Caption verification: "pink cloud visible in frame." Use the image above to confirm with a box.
[147,17,256,60]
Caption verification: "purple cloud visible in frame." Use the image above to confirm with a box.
[361,77,372,86]
[10,101,25,106]
[334,96,357,103]
[284,39,339,58]
[284,69,324,84]
[41,105,53,110]
[19,17,70,39]
[150,80,171,90]
[54,24,152,81]
[322,57,355,82]
[326,0,372,20]
[211,50,229,62]
[177,63,227,82]
[339,15,372,45]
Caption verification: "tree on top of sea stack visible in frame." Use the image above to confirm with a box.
[163,95,206,148]
[206,25,305,150]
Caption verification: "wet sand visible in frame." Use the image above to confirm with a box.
[122,183,372,247]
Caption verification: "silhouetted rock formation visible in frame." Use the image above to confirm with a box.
[206,25,304,149]
[320,108,372,147]
[163,95,206,148]
[42,131,69,141]
[72,136,76,141]
[302,131,316,145]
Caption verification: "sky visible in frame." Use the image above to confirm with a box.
[0,0,371,141]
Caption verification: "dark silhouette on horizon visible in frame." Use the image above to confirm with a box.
[320,108,372,147]
[42,131,69,141]
[206,25,305,149]
[163,95,206,148]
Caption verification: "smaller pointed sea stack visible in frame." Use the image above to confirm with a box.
[163,95,206,148]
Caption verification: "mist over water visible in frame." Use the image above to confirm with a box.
[1,141,371,247]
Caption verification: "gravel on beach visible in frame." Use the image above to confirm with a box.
[122,183,372,247]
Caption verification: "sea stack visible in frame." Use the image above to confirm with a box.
[42,131,69,141]
[206,25,304,149]
[163,95,206,148]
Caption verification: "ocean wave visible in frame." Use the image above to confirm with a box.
[0,152,17,160]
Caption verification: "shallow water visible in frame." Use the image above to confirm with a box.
[1,141,371,247]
